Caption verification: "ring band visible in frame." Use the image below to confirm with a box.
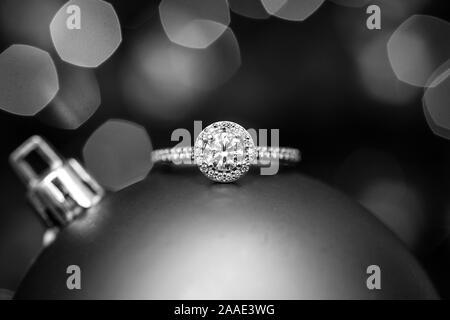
[152,146,301,166]
[151,121,301,183]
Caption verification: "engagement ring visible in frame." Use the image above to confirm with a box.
[151,121,301,183]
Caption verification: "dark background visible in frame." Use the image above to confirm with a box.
[1,0,450,298]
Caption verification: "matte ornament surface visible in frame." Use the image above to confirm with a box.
[15,173,438,299]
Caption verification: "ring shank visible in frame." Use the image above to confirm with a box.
[151,147,301,166]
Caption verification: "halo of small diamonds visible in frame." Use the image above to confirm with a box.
[194,121,256,183]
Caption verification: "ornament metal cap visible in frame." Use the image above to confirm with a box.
[9,136,104,229]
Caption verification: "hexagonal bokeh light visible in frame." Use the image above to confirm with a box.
[122,26,241,122]
[83,119,153,191]
[228,0,270,20]
[170,28,241,91]
[328,0,371,8]
[37,62,101,130]
[425,59,450,88]
[388,15,450,88]
[50,0,122,68]
[423,62,450,140]
[0,0,63,49]
[356,33,418,105]
[0,44,59,116]
[159,0,230,49]
[261,0,325,22]
[377,0,428,22]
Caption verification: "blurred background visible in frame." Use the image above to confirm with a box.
[0,0,450,299]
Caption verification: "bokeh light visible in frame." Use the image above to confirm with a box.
[228,0,270,20]
[423,64,450,140]
[380,0,427,21]
[121,33,199,122]
[261,0,325,21]
[50,0,122,68]
[328,0,370,8]
[333,0,427,21]
[0,44,59,116]
[333,0,428,58]
[122,25,241,122]
[169,28,241,91]
[37,62,101,129]
[425,59,450,88]
[159,0,230,49]
[0,0,63,49]
[356,33,419,105]
[387,14,450,88]
[83,119,153,191]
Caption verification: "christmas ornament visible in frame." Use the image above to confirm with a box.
[10,136,437,299]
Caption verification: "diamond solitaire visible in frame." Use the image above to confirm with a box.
[151,121,301,183]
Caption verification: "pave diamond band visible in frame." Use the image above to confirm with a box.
[151,146,301,166]
[151,121,301,183]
